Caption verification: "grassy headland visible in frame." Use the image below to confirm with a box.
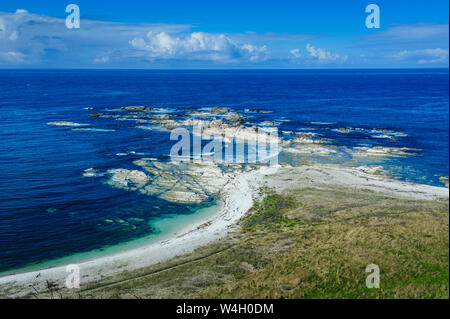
[33,185,448,299]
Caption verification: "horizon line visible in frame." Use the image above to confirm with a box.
[0,67,448,71]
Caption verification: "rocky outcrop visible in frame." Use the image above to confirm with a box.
[120,106,153,111]
[106,169,150,190]
[210,106,229,114]
[47,121,87,127]
[225,112,245,123]
[101,159,247,204]
[351,146,417,157]
[439,176,449,188]
[151,114,173,120]
[247,109,272,114]
[262,121,278,126]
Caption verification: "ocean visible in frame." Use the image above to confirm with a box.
[0,69,448,274]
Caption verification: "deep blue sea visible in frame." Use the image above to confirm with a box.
[0,69,448,274]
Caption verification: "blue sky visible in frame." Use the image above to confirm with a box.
[0,0,448,68]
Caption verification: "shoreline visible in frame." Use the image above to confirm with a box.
[0,164,448,298]
[0,166,265,298]
[0,199,222,278]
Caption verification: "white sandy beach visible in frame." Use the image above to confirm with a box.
[0,164,448,298]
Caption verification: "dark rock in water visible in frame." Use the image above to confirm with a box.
[211,106,229,114]
[249,109,272,114]
[120,106,153,111]
[90,113,103,117]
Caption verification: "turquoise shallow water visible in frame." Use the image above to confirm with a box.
[0,69,448,274]
[0,201,221,276]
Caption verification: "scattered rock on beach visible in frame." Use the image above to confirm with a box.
[356,166,384,175]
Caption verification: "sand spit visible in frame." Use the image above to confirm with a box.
[265,165,448,201]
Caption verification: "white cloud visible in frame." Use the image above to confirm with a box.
[130,31,268,63]
[392,48,449,64]
[0,51,26,63]
[1,9,445,68]
[9,31,18,41]
[93,56,111,64]
[0,9,191,66]
[289,44,347,64]
[305,43,345,62]
[290,48,301,58]
[0,9,272,67]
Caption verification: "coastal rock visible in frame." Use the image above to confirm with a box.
[247,109,272,114]
[83,168,96,177]
[106,169,150,190]
[292,136,323,144]
[352,146,417,157]
[297,132,314,138]
[262,121,279,126]
[284,144,337,156]
[134,160,231,203]
[159,119,182,129]
[120,106,153,111]
[103,159,234,204]
[210,106,229,114]
[225,112,245,123]
[439,176,449,188]
[135,120,152,124]
[191,119,281,144]
[151,114,173,120]
[356,166,384,175]
[47,121,87,127]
